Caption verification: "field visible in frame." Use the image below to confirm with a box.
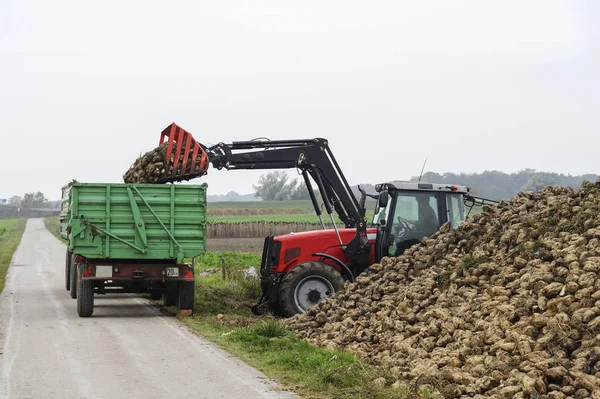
[209,200,317,211]
[0,219,27,294]
[209,214,324,223]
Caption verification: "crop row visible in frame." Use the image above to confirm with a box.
[206,221,342,239]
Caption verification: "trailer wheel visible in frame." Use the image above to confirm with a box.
[69,256,78,299]
[65,250,72,291]
[177,281,195,313]
[279,261,345,317]
[76,263,94,317]
[164,289,177,307]
[149,292,162,301]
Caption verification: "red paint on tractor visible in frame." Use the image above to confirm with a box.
[272,228,377,273]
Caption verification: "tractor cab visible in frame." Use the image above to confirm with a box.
[372,182,470,260]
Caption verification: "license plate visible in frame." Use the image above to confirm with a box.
[96,265,113,278]
[166,267,179,277]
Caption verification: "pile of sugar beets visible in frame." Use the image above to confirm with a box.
[287,181,600,398]
[123,143,205,183]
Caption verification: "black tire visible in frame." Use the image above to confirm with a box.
[278,261,345,318]
[65,250,72,291]
[69,256,78,299]
[77,263,94,317]
[149,292,162,301]
[177,281,195,312]
[164,288,177,307]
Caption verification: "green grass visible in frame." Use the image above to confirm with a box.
[44,217,67,243]
[0,219,27,294]
[191,271,262,315]
[192,252,261,271]
[171,271,416,398]
[186,318,411,398]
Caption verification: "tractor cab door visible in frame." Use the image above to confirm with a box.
[374,190,469,260]
[388,191,442,257]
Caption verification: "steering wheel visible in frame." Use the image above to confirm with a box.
[396,216,414,233]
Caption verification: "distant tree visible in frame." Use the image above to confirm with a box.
[289,180,311,200]
[8,196,22,207]
[253,171,296,201]
[21,192,48,209]
[519,174,559,193]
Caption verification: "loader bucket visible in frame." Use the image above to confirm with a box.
[158,123,210,183]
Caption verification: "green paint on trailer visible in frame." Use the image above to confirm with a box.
[60,183,207,263]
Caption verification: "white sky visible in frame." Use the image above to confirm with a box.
[1,1,598,200]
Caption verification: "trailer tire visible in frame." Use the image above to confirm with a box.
[177,281,195,312]
[69,256,78,299]
[76,263,94,317]
[279,261,345,318]
[164,290,177,307]
[65,250,72,291]
[149,292,162,301]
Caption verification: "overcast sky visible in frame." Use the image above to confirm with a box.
[1,1,598,200]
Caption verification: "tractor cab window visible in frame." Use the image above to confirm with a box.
[389,192,440,256]
[446,193,466,229]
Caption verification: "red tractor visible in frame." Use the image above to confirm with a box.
[158,123,496,317]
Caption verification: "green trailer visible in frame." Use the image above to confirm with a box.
[60,182,207,317]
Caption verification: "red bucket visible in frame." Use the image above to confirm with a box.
[158,123,210,183]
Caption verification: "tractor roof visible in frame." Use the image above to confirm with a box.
[375,181,470,194]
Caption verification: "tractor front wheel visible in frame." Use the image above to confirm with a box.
[278,261,345,317]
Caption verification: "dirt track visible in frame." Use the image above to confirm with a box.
[0,219,294,399]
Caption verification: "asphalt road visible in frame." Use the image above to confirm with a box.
[0,219,295,399]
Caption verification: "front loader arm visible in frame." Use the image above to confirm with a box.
[204,138,363,229]
[158,124,372,271]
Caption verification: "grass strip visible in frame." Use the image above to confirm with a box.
[0,219,27,294]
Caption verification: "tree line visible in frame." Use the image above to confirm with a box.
[251,170,598,201]
[0,192,61,219]
[5,192,60,209]
[410,170,598,200]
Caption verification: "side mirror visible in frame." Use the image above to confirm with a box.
[378,190,389,208]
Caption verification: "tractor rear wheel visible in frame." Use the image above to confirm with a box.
[278,261,345,317]
[65,250,72,291]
